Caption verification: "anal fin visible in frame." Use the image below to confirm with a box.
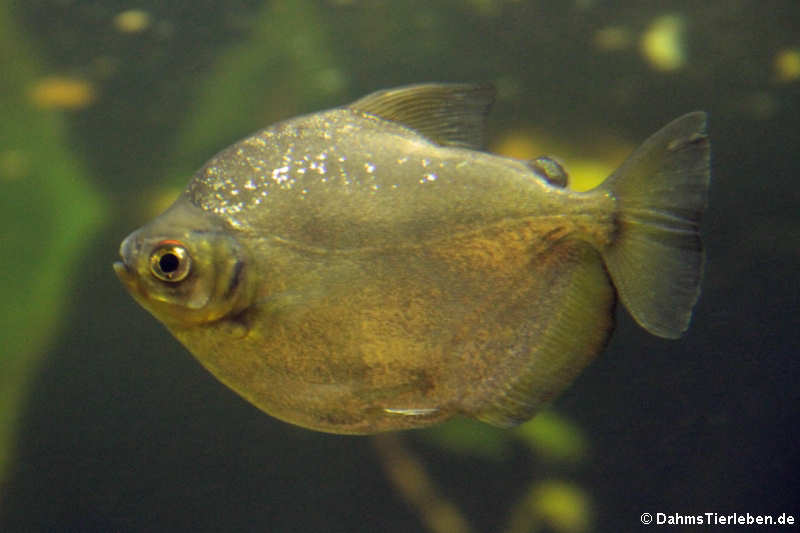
[472,244,615,427]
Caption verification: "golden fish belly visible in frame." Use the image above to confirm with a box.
[171,214,616,434]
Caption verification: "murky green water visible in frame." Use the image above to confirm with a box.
[1,1,798,531]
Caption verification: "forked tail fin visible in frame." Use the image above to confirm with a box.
[600,112,710,338]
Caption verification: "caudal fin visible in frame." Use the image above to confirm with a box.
[600,112,710,339]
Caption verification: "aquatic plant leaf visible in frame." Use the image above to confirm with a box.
[513,410,588,463]
[162,0,346,189]
[506,480,592,533]
[0,3,105,484]
[420,418,513,459]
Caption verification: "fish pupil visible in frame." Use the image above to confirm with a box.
[159,253,180,273]
[149,243,191,283]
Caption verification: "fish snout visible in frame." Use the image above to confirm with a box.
[113,231,142,283]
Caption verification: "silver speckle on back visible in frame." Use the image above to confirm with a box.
[189,111,381,218]
[185,106,561,248]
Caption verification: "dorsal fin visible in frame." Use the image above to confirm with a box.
[349,83,495,149]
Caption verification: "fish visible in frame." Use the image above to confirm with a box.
[114,83,710,434]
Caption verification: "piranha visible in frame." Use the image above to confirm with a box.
[114,84,710,434]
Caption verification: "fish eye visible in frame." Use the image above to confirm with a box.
[149,241,192,282]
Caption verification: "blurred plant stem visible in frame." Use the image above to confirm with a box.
[0,1,105,490]
[373,423,592,533]
[372,433,476,533]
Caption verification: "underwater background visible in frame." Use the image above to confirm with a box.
[1,0,798,531]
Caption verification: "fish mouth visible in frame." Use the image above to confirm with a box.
[113,259,140,296]
[113,234,137,286]
[113,260,132,281]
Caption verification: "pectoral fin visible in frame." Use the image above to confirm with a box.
[384,407,440,417]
